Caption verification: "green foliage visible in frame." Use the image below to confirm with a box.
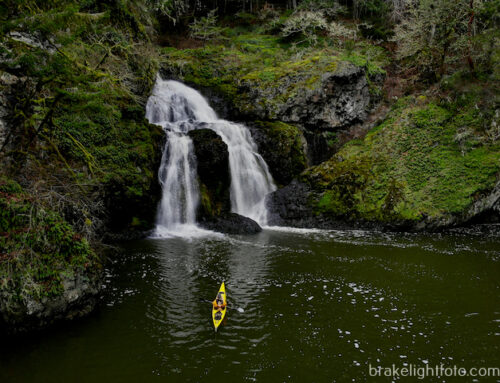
[354,0,394,40]
[1,0,161,232]
[281,11,329,45]
[0,178,99,301]
[313,156,374,217]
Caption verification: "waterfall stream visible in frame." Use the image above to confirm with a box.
[146,77,276,236]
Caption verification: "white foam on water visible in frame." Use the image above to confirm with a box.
[262,225,330,234]
[151,224,223,240]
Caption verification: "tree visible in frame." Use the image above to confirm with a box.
[393,0,495,80]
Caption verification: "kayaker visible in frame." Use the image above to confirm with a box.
[213,293,226,311]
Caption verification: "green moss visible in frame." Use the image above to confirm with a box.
[253,121,307,185]
[0,178,100,302]
[1,1,161,232]
[305,93,500,223]
[199,182,213,217]
[340,42,389,76]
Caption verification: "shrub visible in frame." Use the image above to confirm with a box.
[189,9,224,41]
[281,11,329,45]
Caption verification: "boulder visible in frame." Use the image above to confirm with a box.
[198,213,262,234]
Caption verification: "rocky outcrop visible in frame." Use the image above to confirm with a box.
[0,177,103,334]
[247,121,308,185]
[188,128,231,216]
[188,128,262,234]
[161,58,383,167]
[239,62,372,130]
[414,180,500,230]
[266,180,383,230]
[7,31,57,53]
[0,13,162,334]
[266,93,500,233]
[0,270,101,335]
[463,181,500,224]
[266,180,316,227]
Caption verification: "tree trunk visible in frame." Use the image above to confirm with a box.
[439,39,449,78]
[467,0,476,75]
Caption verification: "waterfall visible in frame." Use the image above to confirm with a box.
[146,77,276,236]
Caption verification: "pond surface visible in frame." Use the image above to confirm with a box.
[1,228,500,382]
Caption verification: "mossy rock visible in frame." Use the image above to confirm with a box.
[0,177,101,329]
[0,1,163,234]
[250,120,307,185]
[159,32,387,128]
[188,129,231,218]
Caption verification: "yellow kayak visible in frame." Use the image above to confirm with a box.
[212,282,227,332]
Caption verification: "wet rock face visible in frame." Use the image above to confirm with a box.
[188,128,231,216]
[247,121,308,186]
[240,62,371,130]
[266,180,315,227]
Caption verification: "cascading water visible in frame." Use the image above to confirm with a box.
[146,77,276,236]
[156,133,199,228]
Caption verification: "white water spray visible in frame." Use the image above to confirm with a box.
[146,77,276,236]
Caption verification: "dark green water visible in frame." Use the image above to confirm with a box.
[1,228,500,382]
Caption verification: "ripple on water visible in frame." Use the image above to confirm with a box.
[3,228,498,383]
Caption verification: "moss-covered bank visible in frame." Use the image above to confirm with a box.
[0,0,163,331]
[301,85,499,227]
[0,178,101,331]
